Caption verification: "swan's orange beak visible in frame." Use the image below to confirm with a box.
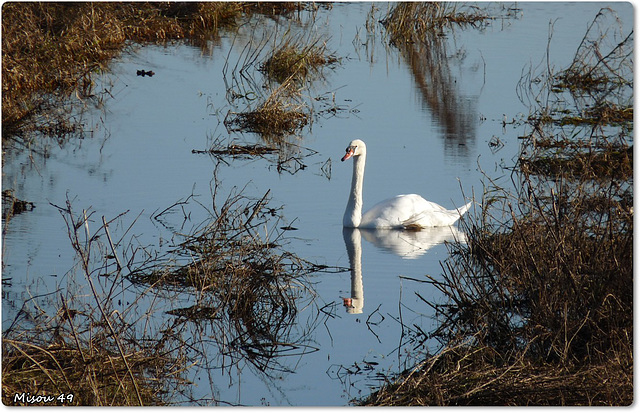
[341,147,354,162]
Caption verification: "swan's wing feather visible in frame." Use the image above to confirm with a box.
[361,195,470,228]
[405,199,471,227]
[360,195,413,228]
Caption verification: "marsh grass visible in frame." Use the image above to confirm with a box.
[220,10,339,143]
[3,180,339,404]
[2,339,168,405]
[2,200,190,405]
[192,142,278,157]
[227,97,309,137]
[191,136,319,176]
[135,184,339,374]
[518,141,632,179]
[381,2,491,45]
[363,157,632,405]
[362,7,632,406]
[260,35,338,84]
[1,2,306,142]
[363,342,631,406]
[224,78,310,139]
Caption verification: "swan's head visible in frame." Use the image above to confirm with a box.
[341,139,366,162]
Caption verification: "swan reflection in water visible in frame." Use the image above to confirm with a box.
[341,226,466,314]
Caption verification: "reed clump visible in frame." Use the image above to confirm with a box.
[133,187,332,374]
[225,80,310,138]
[220,9,339,143]
[518,135,632,180]
[362,8,632,406]
[260,37,337,84]
[363,165,632,405]
[192,142,278,157]
[230,100,308,137]
[381,2,490,45]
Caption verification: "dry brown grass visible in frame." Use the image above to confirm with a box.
[519,139,632,179]
[381,2,490,45]
[2,340,167,406]
[229,99,309,137]
[132,184,335,374]
[224,79,310,139]
[192,142,278,157]
[363,342,632,406]
[260,36,337,84]
[218,7,339,143]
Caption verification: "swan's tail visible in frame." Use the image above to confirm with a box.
[455,201,473,217]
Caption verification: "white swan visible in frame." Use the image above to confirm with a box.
[341,139,471,229]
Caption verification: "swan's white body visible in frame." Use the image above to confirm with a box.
[342,139,471,229]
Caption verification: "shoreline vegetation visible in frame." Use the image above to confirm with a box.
[360,4,632,406]
[2,2,632,406]
[3,187,337,405]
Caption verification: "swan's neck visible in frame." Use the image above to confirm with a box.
[344,153,365,227]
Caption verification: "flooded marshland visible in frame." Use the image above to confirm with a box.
[2,2,633,406]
